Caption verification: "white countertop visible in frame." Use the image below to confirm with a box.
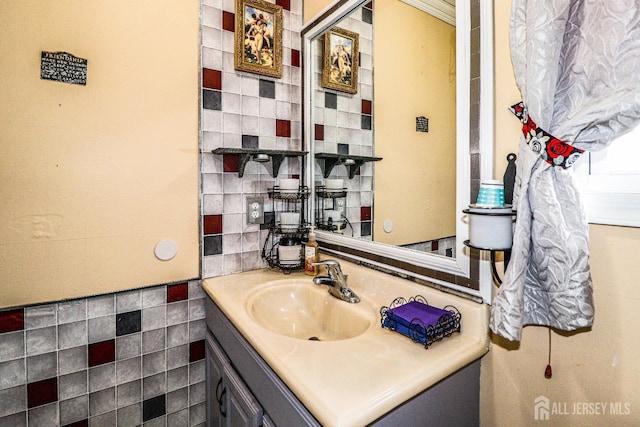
[202,259,489,427]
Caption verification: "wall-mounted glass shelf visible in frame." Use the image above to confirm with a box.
[315,152,382,179]
[211,148,308,178]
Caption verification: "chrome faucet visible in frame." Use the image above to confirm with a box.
[311,259,360,303]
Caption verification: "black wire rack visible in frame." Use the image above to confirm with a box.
[380,295,461,349]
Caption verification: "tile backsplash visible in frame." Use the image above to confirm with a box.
[201,0,304,278]
[0,281,206,426]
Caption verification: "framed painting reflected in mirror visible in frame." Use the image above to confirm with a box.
[234,0,283,78]
[322,27,359,94]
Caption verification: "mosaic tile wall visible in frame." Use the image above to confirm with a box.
[312,4,375,240]
[201,0,305,278]
[0,281,207,426]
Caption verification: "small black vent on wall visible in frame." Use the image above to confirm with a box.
[416,116,429,133]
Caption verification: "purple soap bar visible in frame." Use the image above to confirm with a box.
[388,301,452,326]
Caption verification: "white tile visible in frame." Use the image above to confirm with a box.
[222,174,243,194]
[222,132,241,148]
[222,72,242,93]
[259,97,276,118]
[223,194,243,214]
[242,96,260,117]
[202,47,222,70]
[241,114,260,134]
[241,76,260,96]
[222,30,235,54]
[202,194,224,215]
[222,112,241,134]
[275,82,291,102]
[276,101,291,120]
[259,117,276,137]
[201,27,222,50]
[202,173,223,195]
[222,92,241,114]
[202,255,224,278]
[202,131,223,153]
[202,110,222,132]
[202,5,221,30]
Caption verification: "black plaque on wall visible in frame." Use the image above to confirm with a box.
[40,51,88,86]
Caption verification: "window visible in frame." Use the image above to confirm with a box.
[573,125,640,227]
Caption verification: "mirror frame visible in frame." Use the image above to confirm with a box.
[302,0,495,303]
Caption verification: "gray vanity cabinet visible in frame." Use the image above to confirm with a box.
[205,334,263,427]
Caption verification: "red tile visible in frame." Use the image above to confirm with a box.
[365,1,373,10]
[203,68,222,90]
[203,214,223,235]
[0,308,24,333]
[276,119,291,137]
[222,11,235,32]
[276,0,290,10]
[291,174,300,180]
[167,283,188,303]
[432,240,439,251]
[314,124,324,141]
[189,340,206,362]
[27,377,58,408]
[360,206,372,221]
[223,155,239,173]
[291,49,300,67]
[361,99,372,115]
[88,340,115,367]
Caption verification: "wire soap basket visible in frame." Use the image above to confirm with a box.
[380,295,461,349]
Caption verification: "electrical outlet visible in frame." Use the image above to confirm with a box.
[246,197,264,224]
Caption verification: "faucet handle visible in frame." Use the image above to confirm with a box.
[311,259,345,282]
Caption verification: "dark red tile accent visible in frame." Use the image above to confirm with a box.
[167,283,188,303]
[314,124,324,141]
[291,49,300,67]
[203,68,222,90]
[432,240,439,251]
[291,174,300,180]
[276,0,291,10]
[203,214,223,235]
[0,308,24,333]
[223,154,239,173]
[222,11,235,32]
[360,206,372,221]
[276,119,291,137]
[63,420,88,427]
[88,340,115,367]
[189,340,206,362]
[27,377,58,408]
[358,52,361,64]
[362,99,372,115]
[365,1,373,9]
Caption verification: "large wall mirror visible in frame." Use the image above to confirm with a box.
[302,0,494,302]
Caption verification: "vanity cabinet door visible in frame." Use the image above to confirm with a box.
[206,332,263,427]
[223,364,263,427]
[206,334,228,427]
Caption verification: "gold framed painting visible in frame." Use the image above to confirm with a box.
[234,0,283,78]
[321,27,359,94]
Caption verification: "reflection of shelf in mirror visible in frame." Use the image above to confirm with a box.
[211,148,308,178]
[315,153,382,179]
[268,186,310,200]
[315,186,347,198]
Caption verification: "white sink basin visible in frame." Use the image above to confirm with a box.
[246,281,373,341]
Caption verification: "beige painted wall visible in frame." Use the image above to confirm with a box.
[0,1,200,308]
[373,0,457,245]
[481,3,640,425]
